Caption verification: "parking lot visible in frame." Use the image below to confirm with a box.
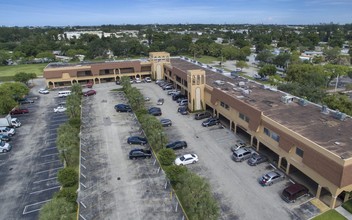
[78,83,183,220]
[0,79,66,220]
[135,82,314,220]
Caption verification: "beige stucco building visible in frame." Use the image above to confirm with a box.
[44,52,352,208]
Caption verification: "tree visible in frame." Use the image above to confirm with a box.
[39,198,76,220]
[0,50,10,65]
[236,60,248,71]
[176,172,219,220]
[323,94,352,115]
[13,72,34,85]
[256,50,274,63]
[259,64,276,77]
[57,167,78,187]
[0,88,17,114]
[164,165,188,184]
[157,148,176,166]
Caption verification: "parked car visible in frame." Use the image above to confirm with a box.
[19,98,34,104]
[247,153,268,166]
[167,90,179,95]
[83,90,96,96]
[38,88,49,94]
[0,141,12,153]
[155,79,164,85]
[163,85,174,90]
[115,104,132,112]
[232,147,252,162]
[194,111,212,120]
[166,141,187,150]
[135,78,142,83]
[230,141,247,152]
[177,106,189,115]
[127,136,148,145]
[148,107,162,116]
[144,77,152,83]
[129,148,152,159]
[172,93,187,101]
[281,183,310,203]
[157,98,164,105]
[144,97,151,101]
[0,134,11,142]
[259,171,285,186]
[160,118,172,127]
[202,117,219,127]
[0,127,15,137]
[54,106,67,113]
[179,99,188,106]
[115,80,121,85]
[175,153,198,165]
[10,108,29,115]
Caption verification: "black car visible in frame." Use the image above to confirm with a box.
[160,118,172,127]
[129,149,152,159]
[127,136,148,145]
[166,141,188,150]
[148,107,162,116]
[202,117,220,127]
[172,93,187,101]
[19,98,34,104]
[115,104,132,112]
[177,106,188,115]
[0,134,11,142]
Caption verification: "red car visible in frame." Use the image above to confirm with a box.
[83,90,96,96]
[10,108,29,115]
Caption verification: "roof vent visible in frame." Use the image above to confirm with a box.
[321,105,329,114]
[241,89,251,96]
[214,80,225,86]
[333,110,347,121]
[281,95,294,104]
[238,81,246,87]
[298,98,308,106]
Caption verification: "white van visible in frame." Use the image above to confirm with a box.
[0,127,16,137]
[58,90,71,98]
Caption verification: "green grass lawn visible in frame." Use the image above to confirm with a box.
[0,63,47,77]
[182,55,220,64]
[312,210,347,220]
[342,199,352,213]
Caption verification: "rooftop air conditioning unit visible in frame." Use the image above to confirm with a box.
[298,98,308,106]
[238,81,246,87]
[281,95,294,104]
[321,105,329,114]
[333,110,347,121]
[214,80,225,86]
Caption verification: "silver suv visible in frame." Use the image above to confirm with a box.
[232,147,252,162]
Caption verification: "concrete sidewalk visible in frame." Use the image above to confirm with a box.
[335,206,352,220]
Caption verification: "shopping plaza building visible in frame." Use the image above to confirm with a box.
[44,52,352,208]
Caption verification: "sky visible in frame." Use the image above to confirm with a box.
[0,0,351,26]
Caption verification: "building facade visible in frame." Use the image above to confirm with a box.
[43,52,352,208]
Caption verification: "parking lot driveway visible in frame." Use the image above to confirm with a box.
[0,79,66,220]
[136,83,297,220]
[78,83,182,220]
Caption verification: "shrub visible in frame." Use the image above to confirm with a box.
[342,199,352,214]
[58,167,78,187]
[54,187,78,204]
[157,148,176,166]
[39,198,76,220]
[164,165,188,184]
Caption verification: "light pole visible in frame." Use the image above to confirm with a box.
[60,149,68,166]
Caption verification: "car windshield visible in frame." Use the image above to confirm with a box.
[0,141,4,147]
[263,174,271,180]
[179,156,185,161]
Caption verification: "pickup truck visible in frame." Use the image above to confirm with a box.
[129,148,152,159]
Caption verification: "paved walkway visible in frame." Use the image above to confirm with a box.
[335,206,352,220]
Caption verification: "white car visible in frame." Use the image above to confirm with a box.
[175,153,199,166]
[54,106,67,113]
[144,77,152,83]
[39,88,49,94]
[135,78,142,83]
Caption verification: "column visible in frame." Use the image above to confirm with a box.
[344,192,350,202]
[278,156,282,169]
[256,140,259,151]
[316,185,322,198]
[330,195,337,208]
[286,162,291,175]
[250,136,253,146]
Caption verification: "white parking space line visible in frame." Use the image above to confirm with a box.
[40,153,59,157]
[29,186,60,195]
[42,147,58,151]
[38,159,61,165]
[33,177,57,184]
[35,166,63,174]
[23,199,51,215]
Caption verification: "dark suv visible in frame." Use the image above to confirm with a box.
[115,104,132,112]
[166,141,188,150]
[194,111,212,120]
[129,149,152,159]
